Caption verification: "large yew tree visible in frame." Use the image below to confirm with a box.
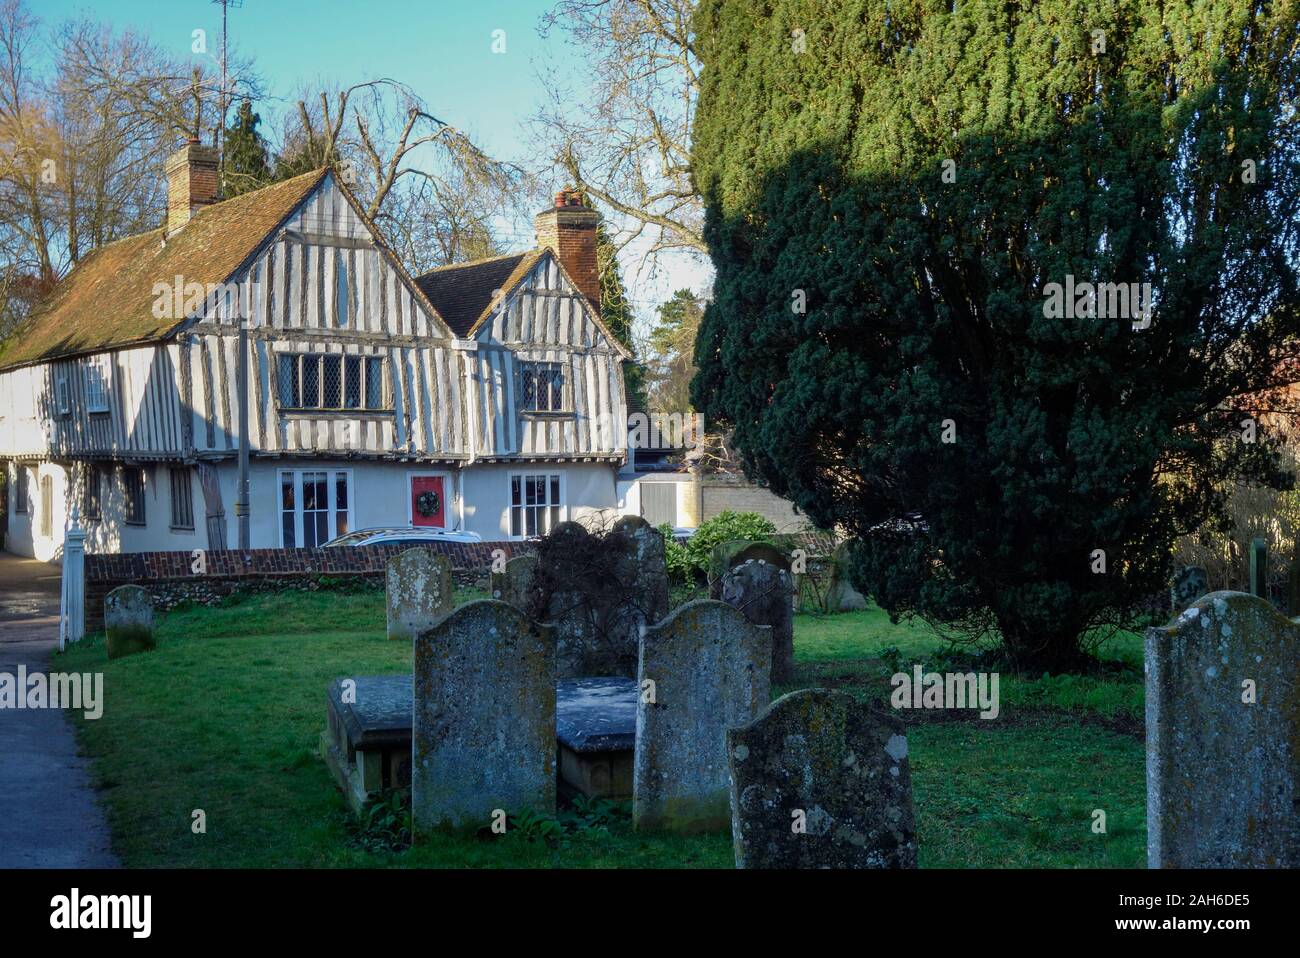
[691,0,1300,670]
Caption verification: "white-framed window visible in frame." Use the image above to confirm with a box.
[85,357,111,413]
[277,353,386,411]
[509,472,564,538]
[520,362,567,413]
[54,371,70,416]
[279,469,352,548]
[14,465,29,514]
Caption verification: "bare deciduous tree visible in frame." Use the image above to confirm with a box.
[534,0,703,261]
[0,0,248,336]
[276,79,536,273]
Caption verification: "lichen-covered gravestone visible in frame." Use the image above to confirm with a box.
[728,689,918,868]
[412,600,556,835]
[1169,565,1208,615]
[721,559,795,684]
[634,599,772,832]
[491,553,541,609]
[385,549,453,642]
[1147,591,1300,867]
[104,584,155,659]
[708,540,790,598]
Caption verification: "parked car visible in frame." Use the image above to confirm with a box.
[322,527,483,548]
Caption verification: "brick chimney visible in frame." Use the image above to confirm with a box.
[535,188,601,312]
[164,138,219,234]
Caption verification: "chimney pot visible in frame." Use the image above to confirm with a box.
[535,189,601,313]
[165,141,220,234]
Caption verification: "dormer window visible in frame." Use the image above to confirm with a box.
[521,362,566,413]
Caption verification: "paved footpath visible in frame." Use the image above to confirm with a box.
[0,552,118,868]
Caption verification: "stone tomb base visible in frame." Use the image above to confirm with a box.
[322,674,636,814]
[556,678,636,802]
[321,675,415,815]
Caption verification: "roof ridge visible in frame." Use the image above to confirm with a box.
[419,249,535,275]
[0,166,331,370]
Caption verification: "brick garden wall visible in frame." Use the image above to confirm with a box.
[84,542,530,631]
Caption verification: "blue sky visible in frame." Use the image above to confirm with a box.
[36,0,709,330]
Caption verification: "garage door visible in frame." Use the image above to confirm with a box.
[640,482,677,527]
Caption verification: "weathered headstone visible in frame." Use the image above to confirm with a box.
[708,540,789,597]
[491,553,541,609]
[1169,565,1208,614]
[496,521,669,678]
[604,515,671,671]
[728,689,918,868]
[634,599,772,832]
[104,584,155,659]
[1249,538,1268,599]
[385,549,453,642]
[1147,591,1300,867]
[824,541,868,612]
[721,559,796,684]
[412,600,556,835]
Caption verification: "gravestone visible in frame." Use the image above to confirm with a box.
[604,515,671,670]
[824,541,868,612]
[385,549,453,642]
[708,540,790,597]
[1249,538,1268,599]
[411,601,556,835]
[634,599,772,832]
[721,559,796,684]
[491,553,541,609]
[728,689,918,868]
[495,521,670,678]
[104,584,155,660]
[1146,591,1300,867]
[1169,565,1208,615]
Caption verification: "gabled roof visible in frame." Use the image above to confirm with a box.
[414,248,633,359]
[0,168,329,370]
[414,250,542,337]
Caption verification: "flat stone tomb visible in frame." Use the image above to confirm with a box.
[556,677,637,801]
[321,675,413,815]
[323,674,637,814]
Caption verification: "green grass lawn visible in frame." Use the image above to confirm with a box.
[58,588,1146,868]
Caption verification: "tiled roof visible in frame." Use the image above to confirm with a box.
[414,250,543,337]
[0,168,328,370]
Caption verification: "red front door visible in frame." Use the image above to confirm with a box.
[410,476,446,528]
